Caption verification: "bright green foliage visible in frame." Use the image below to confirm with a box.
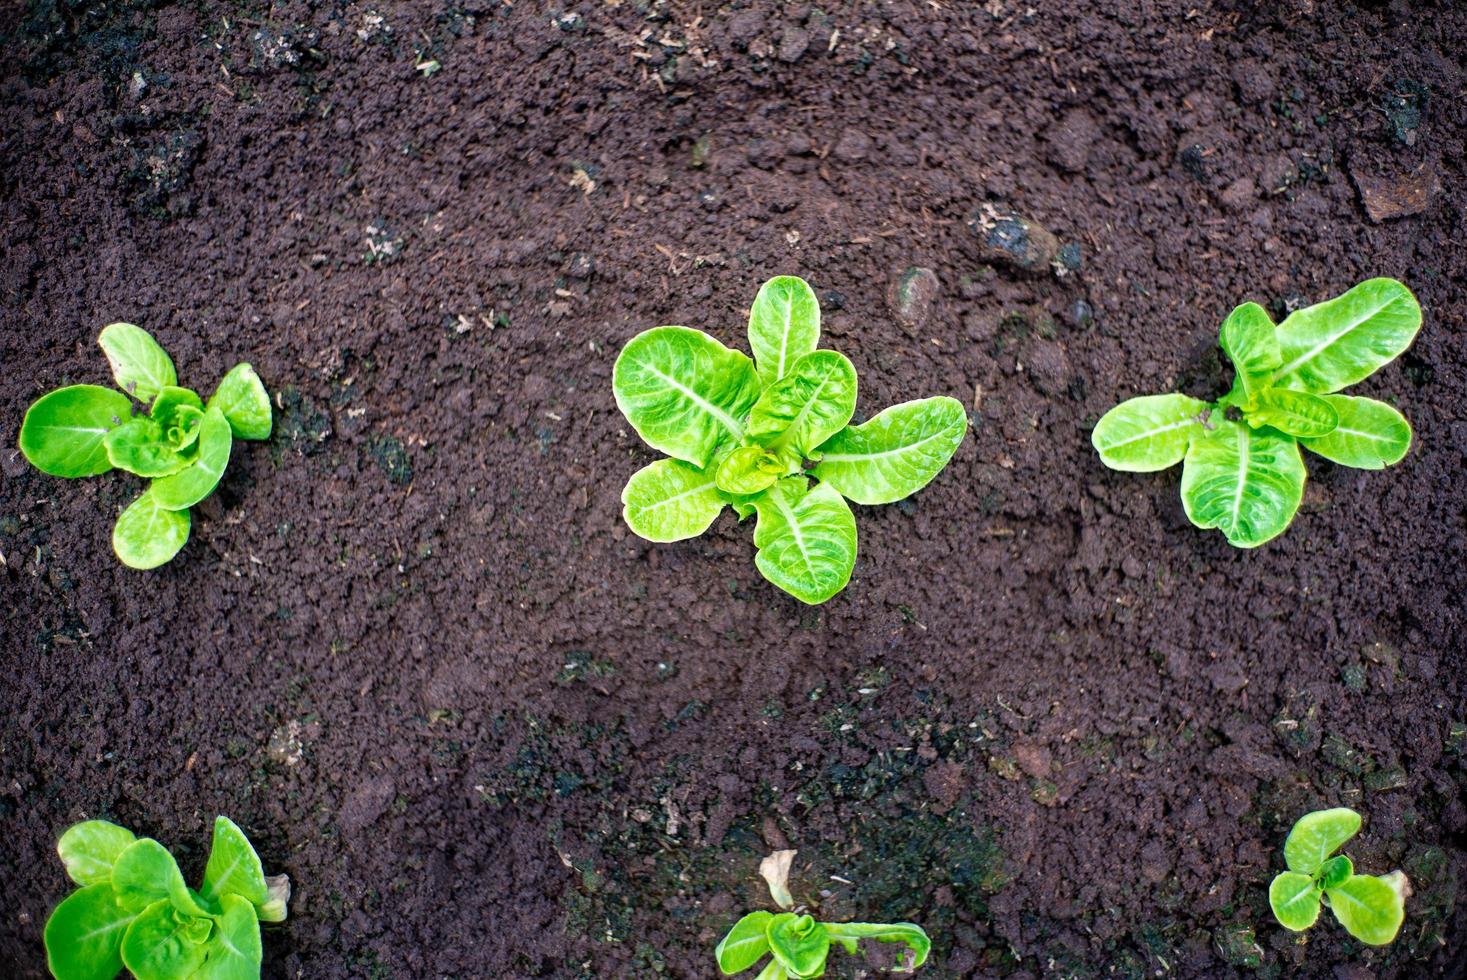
[716,910,930,977]
[18,324,271,568]
[44,816,288,980]
[1268,807,1409,946]
[1093,278,1420,547]
[613,276,967,604]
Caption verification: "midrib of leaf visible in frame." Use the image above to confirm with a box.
[202,854,244,902]
[773,494,817,579]
[644,364,744,442]
[775,295,795,380]
[1277,885,1317,909]
[1231,427,1250,530]
[1100,416,1200,453]
[1328,884,1370,914]
[819,423,951,464]
[78,912,136,942]
[772,369,836,451]
[1319,424,1392,446]
[634,477,717,514]
[1271,294,1400,382]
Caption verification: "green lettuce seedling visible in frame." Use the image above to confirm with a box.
[717,911,930,977]
[18,323,272,568]
[1268,807,1409,945]
[614,276,967,603]
[44,816,290,980]
[1092,278,1421,546]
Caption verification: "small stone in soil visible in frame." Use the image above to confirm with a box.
[970,204,1060,277]
[1352,162,1437,222]
[887,266,940,334]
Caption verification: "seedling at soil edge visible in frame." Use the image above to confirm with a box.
[1092,279,1420,546]
[1268,807,1409,945]
[44,816,289,980]
[18,323,272,568]
[614,276,967,603]
[716,912,930,977]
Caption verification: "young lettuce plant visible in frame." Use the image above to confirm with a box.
[18,323,272,568]
[44,816,289,980]
[1269,807,1409,945]
[614,276,967,603]
[1092,279,1421,547]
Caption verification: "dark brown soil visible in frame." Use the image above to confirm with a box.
[2,1,1464,977]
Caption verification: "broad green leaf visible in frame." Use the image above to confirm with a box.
[1328,873,1407,946]
[822,922,931,970]
[104,417,193,478]
[622,458,726,542]
[747,350,857,457]
[112,838,208,916]
[1298,395,1412,470]
[614,326,762,468]
[1284,808,1361,874]
[1246,388,1339,438]
[749,275,821,386]
[151,386,204,449]
[207,363,273,441]
[151,408,232,511]
[812,396,968,505]
[44,883,138,980]
[1272,278,1422,393]
[1220,302,1282,408]
[1320,855,1354,890]
[716,910,774,975]
[1269,872,1322,931]
[99,322,176,402]
[58,820,137,886]
[767,913,830,979]
[18,385,133,477]
[1180,420,1305,548]
[753,478,857,605]
[190,894,262,980]
[112,491,191,570]
[201,816,271,909]
[1092,394,1209,472]
[119,900,210,980]
[716,446,785,497]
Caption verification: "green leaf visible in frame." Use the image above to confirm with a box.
[1298,395,1412,470]
[767,913,830,979]
[716,446,785,497]
[614,326,763,468]
[1327,872,1407,946]
[44,883,138,980]
[822,922,931,971]
[151,386,205,449]
[112,491,191,570]
[104,417,193,478]
[747,350,857,457]
[190,894,263,980]
[753,962,789,980]
[201,816,271,909]
[1091,394,1209,472]
[622,458,726,542]
[716,910,774,975]
[207,363,273,441]
[119,900,210,980]
[1320,855,1354,890]
[1269,872,1322,931]
[1272,278,1422,393]
[812,396,968,505]
[1180,419,1305,548]
[1246,388,1339,438]
[1219,302,1282,408]
[748,275,821,386]
[112,838,208,917]
[18,385,134,477]
[58,820,138,886]
[151,408,233,511]
[99,323,177,402]
[1283,808,1361,874]
[753,478,857,605]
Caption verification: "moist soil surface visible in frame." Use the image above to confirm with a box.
[2,1,1464,977]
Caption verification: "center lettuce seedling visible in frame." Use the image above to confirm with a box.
[1092,278,1420,547]
[18,323,272,568]
[1268,807,1409,945]
[613,276,967,603]
[44,816,289,980]
[716,911,930,977]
